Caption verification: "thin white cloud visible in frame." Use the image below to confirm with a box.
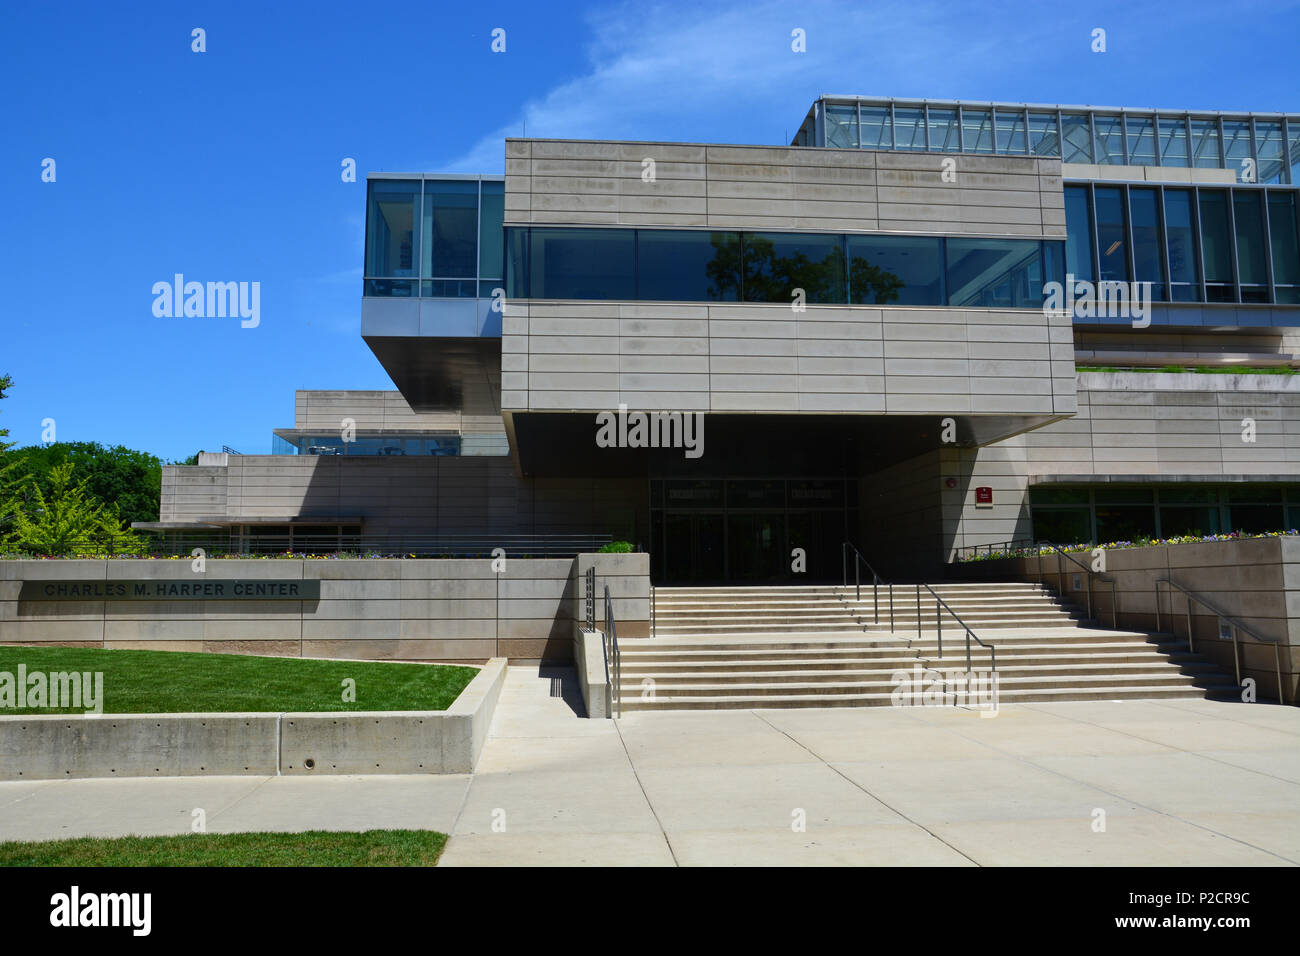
[438,0,1050,173]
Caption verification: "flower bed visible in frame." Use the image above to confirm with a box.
[959,529,1300,562]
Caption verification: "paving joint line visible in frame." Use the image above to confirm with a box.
[750,709,982,866]
[613,717,680,867]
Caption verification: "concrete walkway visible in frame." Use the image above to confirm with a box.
[2,665,1297,865]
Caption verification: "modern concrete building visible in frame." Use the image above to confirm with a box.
[146,95,1300,583]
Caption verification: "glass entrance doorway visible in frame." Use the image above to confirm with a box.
[650,478,857,584]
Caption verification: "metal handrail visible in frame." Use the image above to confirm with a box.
[842,540,888,627]
[952,538,1034,561]
[1155,578,1286,705]
[1037,541,1118,628]
[920,582,998,676]
[584,566,596,632]
[650,582,656,638]
[603,583,622,718]
[24,531,617,559]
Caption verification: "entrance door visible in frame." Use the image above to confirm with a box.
[663,513,725,583]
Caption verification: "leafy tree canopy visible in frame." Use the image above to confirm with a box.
[0,441,165,527]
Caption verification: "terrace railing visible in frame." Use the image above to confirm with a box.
[5,532,615,559]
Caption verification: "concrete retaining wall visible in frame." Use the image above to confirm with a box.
[0,658,507,780]
[953,537,1300,703]
[0,555,650,663]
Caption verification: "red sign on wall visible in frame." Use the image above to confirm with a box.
[975,486,993,506]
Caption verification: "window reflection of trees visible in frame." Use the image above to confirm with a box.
[701,234,906,304]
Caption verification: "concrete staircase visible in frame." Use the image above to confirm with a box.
[619,584,1238,711]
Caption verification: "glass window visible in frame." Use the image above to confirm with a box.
[825,104,858,149]
[529,228,634,299]
[422,180,477,278]
[995,109,1027,154]
[742,233,845,304]
[927,108,959,151]
[1094,187,1129,283]
[1222,120,1252,180]
[1028,112,1059,156]
[1093,114,1124,165]
[1199,190,1234,300]
[946,238,1045,308]
[1061,113,1092,163]
[1064,186,1095,282]
[893,107,926,150]
[1255,121,1286,184]
[505,227,528,298]
[1032,509,1091,545]
[1228,501,1285,534]
[1158,116,1190,167]
[365,180,420,278]
[960,108,993,153]
[1030,487,1090,505]
[1268,192,1300,292]
[847,235,943,305]
[1126,115,1156,166]
[422,279,476,298]
[1234,191,1269,297]
[364,279,416,297]
[1190,118,1222,168]
[1289,117,1300,185]
[637,230,741,301]
[1163,189,1200,300]
[1159,504,1221,536]
[1130,188,1165,299]
[479,181,504,279]
[1096,504,1157,542]
[859,106,892,149]
[1094,488,1153,505]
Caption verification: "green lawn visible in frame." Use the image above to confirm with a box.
[0,830,447,866]
[0,645,478,714]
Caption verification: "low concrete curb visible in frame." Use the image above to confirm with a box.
[0,658,508,781]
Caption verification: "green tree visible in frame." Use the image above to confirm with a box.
[0,374,12,452]
[0,376,20,542]
[4,462,142,555]
[0,441,163,526]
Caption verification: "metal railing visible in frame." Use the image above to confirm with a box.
[842,540,890,628]
[952,538,1034,561]
[4,532,615,559]
[584,566,596,632]
[603,582,622,718]
[920,582,998,676]
[1156,578,1286,705]
[650,582,656,638]
[1037,541,1119,628]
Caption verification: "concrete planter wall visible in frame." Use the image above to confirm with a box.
[954,537,1300,703]
[0,554,649,663]
[0,658,508,781]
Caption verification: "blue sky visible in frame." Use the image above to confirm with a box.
[2,0,1297,461]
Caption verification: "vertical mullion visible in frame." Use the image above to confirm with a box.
[1226,185,1241,302]
[1124,184,1137,285]
[1192,187,1207,303]
[1088,182,1101,285]
[957,105,965,153]
[1120,111,1130,165]
[1089,111,1099,164]
[1260,187,1277,302]
[1153,113,1163,167]
[1159,185,1174,302]
[855,100,862,149]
